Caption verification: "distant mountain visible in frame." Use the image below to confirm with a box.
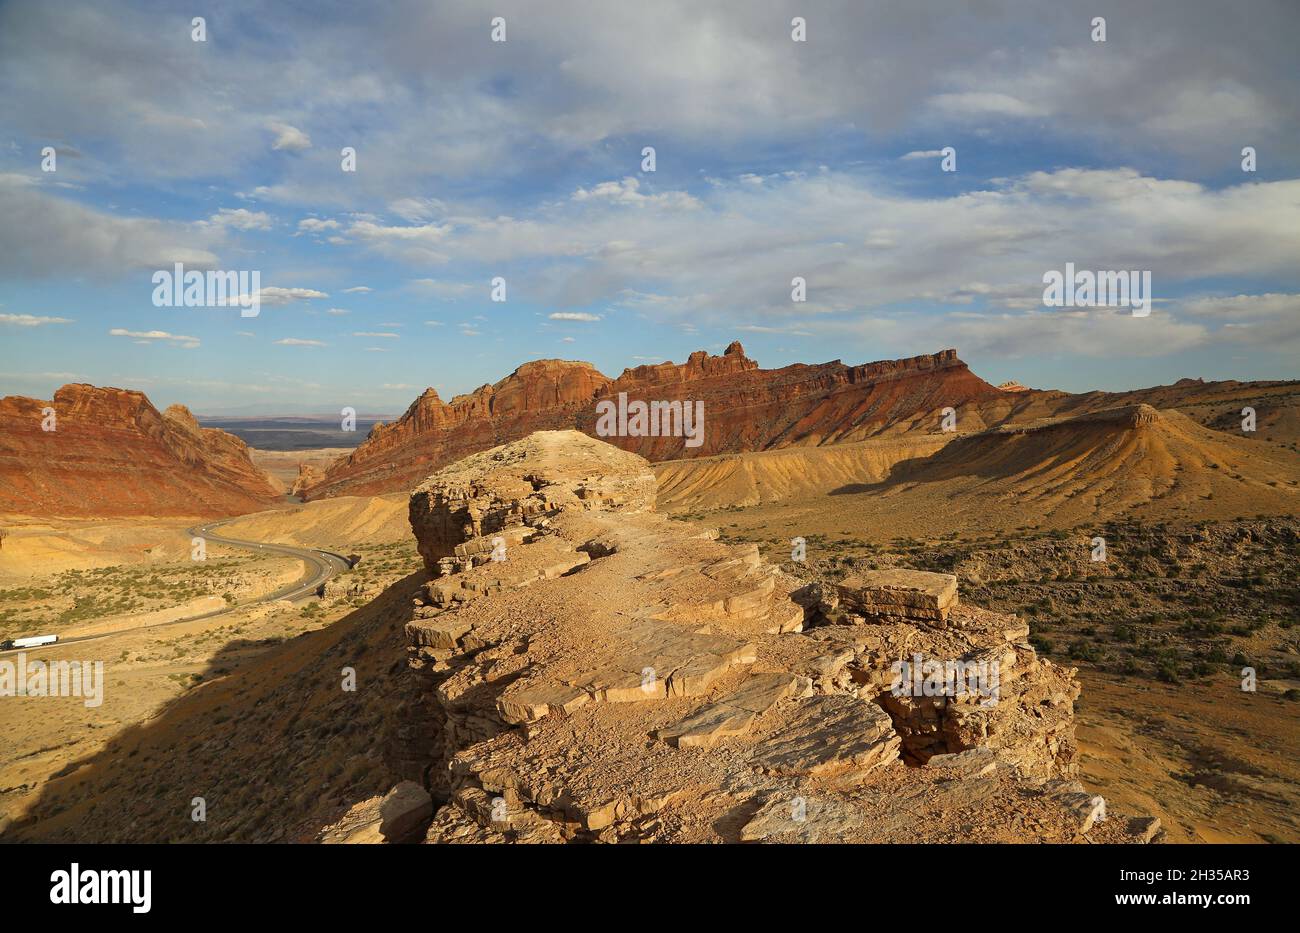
[302,343,1006,499]
[302,341,1300,502]
[0,385,282,517]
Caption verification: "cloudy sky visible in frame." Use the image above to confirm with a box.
[1,0,1297,414]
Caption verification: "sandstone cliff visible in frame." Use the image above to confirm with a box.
[342,430,1161,844]
[303,343,1005,500]
[0,384,282,517]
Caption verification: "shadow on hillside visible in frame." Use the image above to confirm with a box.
[827,430,1090,496]
[1,571,427,844]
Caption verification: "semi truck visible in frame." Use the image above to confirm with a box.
[0,634,59,650]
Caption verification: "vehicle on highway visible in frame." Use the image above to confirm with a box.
[1,634,59,650]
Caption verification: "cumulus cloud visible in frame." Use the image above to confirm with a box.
[269,122,312,152]
[572,177,700,210]
[297,217,341,233]
[274,337,325,347]
[5,0,1297,199]
[206,207,272,231]
[342,170,1300,342]
[548,312,602,322]
[239,286,329,306]
[109,328,200,348]
[0,312,72,326]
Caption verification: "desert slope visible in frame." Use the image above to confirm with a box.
[882,404,1298,524]
[218,494,410,549]
[0,384,281,518]
[653,435,951,510]
[660,403,1300,540]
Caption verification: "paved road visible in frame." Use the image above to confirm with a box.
[0,519,353,654]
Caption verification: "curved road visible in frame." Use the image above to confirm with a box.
[0,519,354,654]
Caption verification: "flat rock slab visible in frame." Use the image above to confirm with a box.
[749,694,900,782]
[740,794,869,844]
[658,672,800,748]
[835,569,958,612]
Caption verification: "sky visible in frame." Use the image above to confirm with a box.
[1,0,1298,415]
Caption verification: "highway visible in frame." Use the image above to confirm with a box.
[0,519,354,654]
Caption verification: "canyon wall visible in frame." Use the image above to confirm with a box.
[304,342,1007,500]
[0,384,282,517]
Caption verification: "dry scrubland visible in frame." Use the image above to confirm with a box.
[0,508,420,836]
[682,513,1299,843]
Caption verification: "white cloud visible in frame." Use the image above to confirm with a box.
[298,217,341,233]
[274,337,326,347]
[269,122,312,152]
[361,170,1300,343]
[572,177,699,210]
[352,331,400,338]
[900,150,945,160]
[341,285,371,293]
[0,312,72,326]
[548,312,602,322]
[206,207,272,231]
[325,307,350,315]
[109,327,200,348]
[347,219,452,264]
[233,286,328,306]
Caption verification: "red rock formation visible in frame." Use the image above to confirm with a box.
[0,384,282,517]
[304,343,1003,499]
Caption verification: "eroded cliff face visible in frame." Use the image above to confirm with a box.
[336,430,1162,844]
[304,343,1003,500]
[0,384,282,517]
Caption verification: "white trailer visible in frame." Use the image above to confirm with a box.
[10,634,59,649]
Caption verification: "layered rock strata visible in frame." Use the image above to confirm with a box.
[303,344,1002,499]
[0,384,281,517]
[372,430,1158,844]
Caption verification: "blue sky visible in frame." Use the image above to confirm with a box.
[1,0,1298,415]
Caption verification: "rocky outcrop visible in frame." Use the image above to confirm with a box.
[0,384,282,517]
[384,430,1157,844]
[302,344,1003,500]
[290,463,325,498]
